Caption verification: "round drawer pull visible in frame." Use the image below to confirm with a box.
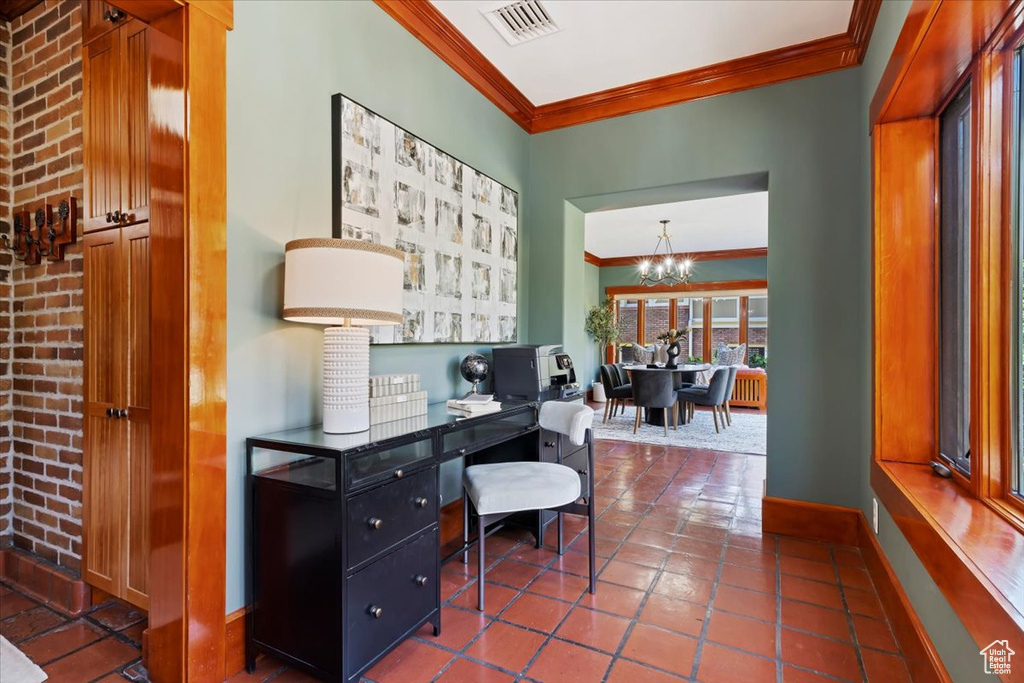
[368,605,383,618]
[368,518,383,530]
[577,469,588,475]
[458,448,467,456]
[415,497,428,508]
[394,469,404,479]
[414,575,428,587]
[544,441,556,448]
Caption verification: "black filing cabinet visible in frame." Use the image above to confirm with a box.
[246,402,542,682]
[247,426,440,682]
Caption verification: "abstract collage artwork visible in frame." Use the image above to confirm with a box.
[332,95,519,344]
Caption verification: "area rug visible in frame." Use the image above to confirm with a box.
[0,635,47,683]
[593,407,767,455]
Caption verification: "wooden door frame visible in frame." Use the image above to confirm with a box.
[108,1,231,680]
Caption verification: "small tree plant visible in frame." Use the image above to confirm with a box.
[585,296,620,364]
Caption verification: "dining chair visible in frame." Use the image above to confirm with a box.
[678,368,730,433]
[599,364,632,422]
[462,401,596,611]
[631,369,678,436]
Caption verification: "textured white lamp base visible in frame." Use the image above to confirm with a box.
[323,326,370,434]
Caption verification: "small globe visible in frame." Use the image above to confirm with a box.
[460,353,490,385]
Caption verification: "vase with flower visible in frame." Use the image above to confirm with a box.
[656,328,688,369]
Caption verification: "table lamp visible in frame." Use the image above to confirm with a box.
[283,238,404,433]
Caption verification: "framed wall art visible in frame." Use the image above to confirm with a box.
[332,94,519,344]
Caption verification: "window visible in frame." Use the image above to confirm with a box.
[748,296,768,367]
[675,298,699,360]
[710,297,740,362]
[617,300,638,346]
[1015,49,1024,499]
[938,84,972,475]
[644,299,670,344]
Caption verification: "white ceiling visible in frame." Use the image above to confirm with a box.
[584,192,768,258]
[430,0,855,105]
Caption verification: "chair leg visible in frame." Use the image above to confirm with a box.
[587,499,596,595]
[725,402,732,426]
[557,511,564,555]
[462,491,470,565]
[477,514,486,612]
[663,408,668,437]
[602,399,610,423]
[712,406,720,433]
[633,406,641,434]
[673,402,678,430]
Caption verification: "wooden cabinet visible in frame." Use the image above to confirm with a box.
[83,18,149,233]
[82,1,131,48]
[83,224,151,609]
[82,5,151,610]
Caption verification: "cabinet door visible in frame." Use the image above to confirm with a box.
[123,223,150,608]
[83,30,122,233]
[83,0,130,46]
[83,229,127,595]
[120,22,149,226]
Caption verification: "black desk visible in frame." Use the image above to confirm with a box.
[245,401,585,682]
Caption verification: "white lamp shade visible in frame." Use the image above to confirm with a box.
[283,238,404,326]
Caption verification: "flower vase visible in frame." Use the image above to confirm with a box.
[665,342,681,369]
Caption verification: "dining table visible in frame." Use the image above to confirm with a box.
[623,363,712,426]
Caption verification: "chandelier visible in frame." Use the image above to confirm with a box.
[638,220,692,286]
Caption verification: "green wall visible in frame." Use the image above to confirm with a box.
[858,2,976,678]
[225,0,529,612]
[598,256,767,290]
[526,69,866,509]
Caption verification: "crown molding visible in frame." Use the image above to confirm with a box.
[374,0,534,131]
[0,0,43,21]
[376,0,880,134]
[585,247,767,268]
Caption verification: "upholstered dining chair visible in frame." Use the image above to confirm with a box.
[722,365,739,426]
[462,402,597,611]
[599,364,632,422]
[678,368,730,433]
[630,369,678,436]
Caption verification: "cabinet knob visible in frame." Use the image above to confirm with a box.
[368,517,382,530]
[106,407,114,417]
[414,575,428,587]
[414,497,428,508]
[368,605,383,618]
[544,441,556,448]
[394,469,404,479]
[577,469,588,475]
[106,212,114,223]
[103,8,125,23]
[118,409,128,419]
[458,448,467,456]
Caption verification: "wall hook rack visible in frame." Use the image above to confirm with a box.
[1,196,77,265]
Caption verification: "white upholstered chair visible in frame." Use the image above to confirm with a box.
[462,401,597,611]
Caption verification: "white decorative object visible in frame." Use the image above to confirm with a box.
[283,238,404,433]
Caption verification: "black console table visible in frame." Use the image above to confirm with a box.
[245,400,586,682]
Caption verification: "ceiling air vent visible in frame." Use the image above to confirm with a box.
[482,0,560,46]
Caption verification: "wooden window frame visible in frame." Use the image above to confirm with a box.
[607,280,767,364]
[871,0,1024,655]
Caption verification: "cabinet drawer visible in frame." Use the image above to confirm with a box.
[346,433,433,491]
[346,467,437,569]
[347,529,438,679]
[443,408,536,458]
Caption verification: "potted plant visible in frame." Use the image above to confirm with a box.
[585,297,620,401]
[656,328,689,369]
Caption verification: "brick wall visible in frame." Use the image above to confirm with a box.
[1,19,13,541]
[3,0,84,570]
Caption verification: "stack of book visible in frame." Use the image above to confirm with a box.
[368,374,427,424]
[446,394,501,418]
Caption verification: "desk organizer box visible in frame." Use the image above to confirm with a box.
[369,373,422,397]
[369,374,427,423]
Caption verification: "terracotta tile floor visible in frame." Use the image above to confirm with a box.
[0,583,146,682]
[5,440,911,682]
